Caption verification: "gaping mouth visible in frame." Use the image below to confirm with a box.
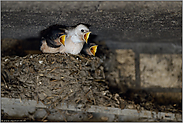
[84,32,91,43]
[60,35,66,46]
[89,45,98,56]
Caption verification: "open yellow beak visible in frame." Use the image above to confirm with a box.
[60,35,66,46]
[84,32,91,43]
[89,45,98,56]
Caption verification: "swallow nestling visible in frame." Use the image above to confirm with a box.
[59,24,91,55]
[88,45,98,56]
[40,28,66,53]
[40,24,91,55]
[82,43,98,56]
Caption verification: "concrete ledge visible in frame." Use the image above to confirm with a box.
[1,97,182,122]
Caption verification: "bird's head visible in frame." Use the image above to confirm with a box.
[89,45,98,56]
[74,24,91,43]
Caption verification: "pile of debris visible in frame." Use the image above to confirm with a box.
[1,53,124,110]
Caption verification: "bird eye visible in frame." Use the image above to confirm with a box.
[56,34,61,37]
[81,29,84,32]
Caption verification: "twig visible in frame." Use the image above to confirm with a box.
[76,99,81,104]
[50,89,67,109]
[42,113,49,121]
[45,101,52,105]
[48,67,57,74]
[88,114,93,120]
[1,74,9,88]
[103,96,111,100]
[41,109,50,121]
[69,70,78,76]
[49,97,62,109]
[94,79,105,82]
[61,91,73,104]
[90,89,96,105]
[19,95,22,103]
[36,96,39,104]
[86,98,93,103]
[54,89,64,96]
[50,79,58,82]
[114,93,120,104]
[46,96,54,100]
[40,100,46,106]
[85,89,91,97]
[106,104,111,107]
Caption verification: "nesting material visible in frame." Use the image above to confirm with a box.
[1,48,182,119]
[1,53,121,109]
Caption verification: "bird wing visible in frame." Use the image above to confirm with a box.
[40,40,60,53]
[44,28,66,48]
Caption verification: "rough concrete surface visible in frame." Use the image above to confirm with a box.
[116,49,136,88]
[1,1,182,46]
[140,54,182,88]
[114,49,182,89]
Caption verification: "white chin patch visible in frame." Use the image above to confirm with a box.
[71,35,83,43]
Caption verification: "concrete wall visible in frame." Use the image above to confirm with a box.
[1,1,182,44]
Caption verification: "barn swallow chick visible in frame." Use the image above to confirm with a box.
[59,24,91,55]
[82,43,98,56]
[88,45,98,56]
[40,29,66,53]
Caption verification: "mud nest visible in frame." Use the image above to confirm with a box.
[1,46,182,115]
[1,53,124,109]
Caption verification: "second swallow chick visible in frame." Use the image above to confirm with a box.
[82,43,98,56]
[40,28,66,53]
